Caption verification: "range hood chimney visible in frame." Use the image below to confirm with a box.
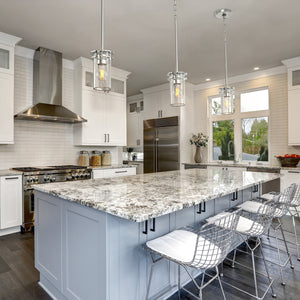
[14,47,87,123]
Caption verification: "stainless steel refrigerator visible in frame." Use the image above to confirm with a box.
[144,116,180,173]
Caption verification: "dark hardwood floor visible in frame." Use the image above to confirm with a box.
[0,216,300,299]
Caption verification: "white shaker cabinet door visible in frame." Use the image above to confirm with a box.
[280,169,300,191]
[80,90,106,145]
[288,89,300,145]
[0,175,22,229]
[0,73,14,144]
[106,95,126,146]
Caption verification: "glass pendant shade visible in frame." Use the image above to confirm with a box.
[168,71,187,106]
[91,50,112,92]
[220,87,234,114]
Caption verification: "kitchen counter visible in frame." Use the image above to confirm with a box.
[0,169,23,176]
[33,168,279,222]
[34,168,279,300]
[90,164,137,170]
[183,162,300,171]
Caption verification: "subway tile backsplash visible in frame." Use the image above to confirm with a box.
[0,55,120,169]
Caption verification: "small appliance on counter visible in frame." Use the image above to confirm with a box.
[91,151,101,166]
[79,150,90,166]
[102,151,111,166]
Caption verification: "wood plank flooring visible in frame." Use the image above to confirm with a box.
[0,215,300,299]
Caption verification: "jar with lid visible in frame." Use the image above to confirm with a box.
[102,151,111,166]
[78,150,89,166]
[91,151,101,167]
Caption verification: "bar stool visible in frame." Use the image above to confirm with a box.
[237,186,295,286]
[260,183,300,261]
[209,200,277,299]
[144,211,240,300]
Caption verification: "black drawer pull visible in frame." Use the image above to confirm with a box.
[288,171,300,174]
[150,218,156,232]
[231,190,238,201]
[197,203,202,214]
[142,220,148,234]
[252,185,259,193]
[5,177,19,180]
[115,170,128,174]
[197,202,206,214]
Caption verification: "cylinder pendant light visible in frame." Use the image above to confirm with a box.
[168,0,187,107]
[91,0,112,92]
[215,8,234,114]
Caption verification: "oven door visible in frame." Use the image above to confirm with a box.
[23,188,34,232]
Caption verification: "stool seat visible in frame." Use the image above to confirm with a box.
[238,201,283,218]
[146,229,222,269]
[206,212,264,236]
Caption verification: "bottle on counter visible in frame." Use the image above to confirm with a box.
[102,151,111,166]
[91,151,102,167]
[78,150,90,166]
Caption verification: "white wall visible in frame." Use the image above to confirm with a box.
[193,72,300,166]
[0,55,121,169]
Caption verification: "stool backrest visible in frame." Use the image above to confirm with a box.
[190,211,240,269]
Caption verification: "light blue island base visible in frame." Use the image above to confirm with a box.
[35,185,261,300]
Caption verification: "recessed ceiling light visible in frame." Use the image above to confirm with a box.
[205,78,211,82]
[253,67,260,71]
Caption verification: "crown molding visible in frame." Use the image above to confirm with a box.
[282,57,300,68]
[194,65,287,91]
[127,93,143,102]
[0,32,22,46]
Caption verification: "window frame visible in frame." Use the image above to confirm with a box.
[208,86,270,165]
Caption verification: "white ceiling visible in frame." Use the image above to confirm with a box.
[0,0,300,96]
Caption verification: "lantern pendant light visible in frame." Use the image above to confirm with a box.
[168,0,187,107]
[91,0,112,92]
[215,8,234,114]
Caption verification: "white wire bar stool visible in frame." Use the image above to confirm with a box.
[144,210,240,300]
[211,200,277,299]
[259,183,300,261]
[238,185,295,285]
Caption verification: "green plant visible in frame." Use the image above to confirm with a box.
[190,133,209,147]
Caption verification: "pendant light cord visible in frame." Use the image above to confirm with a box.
[223,15,228,89]
[174,0,178,73]
[101,0,104,50]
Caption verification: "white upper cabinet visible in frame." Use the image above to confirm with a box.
[73,57,130,146]
[0,32,21,144]
[282,57,300,145]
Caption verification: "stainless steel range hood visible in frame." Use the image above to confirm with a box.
[14,47,87,123]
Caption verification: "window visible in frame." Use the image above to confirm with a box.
[240,89,269,112]
[209,87,269,163]
[213,120,234,160]
[242,117,268,161]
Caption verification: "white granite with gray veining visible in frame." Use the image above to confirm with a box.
[33,169,280,222]
[0,169,23,176]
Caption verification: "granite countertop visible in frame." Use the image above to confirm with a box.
[183,162,300,170]
[91,164,137,170]
[34,169,280,222]
[0,169,23,176]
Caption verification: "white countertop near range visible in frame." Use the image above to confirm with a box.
[0,169,23,176]
[34,168,280,222]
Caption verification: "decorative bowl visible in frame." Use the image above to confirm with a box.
[276,156,300,167]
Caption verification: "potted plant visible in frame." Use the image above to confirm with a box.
[190,133,209,163]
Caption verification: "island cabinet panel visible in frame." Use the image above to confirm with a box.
[35,193,62,291]
[62,202,106,300]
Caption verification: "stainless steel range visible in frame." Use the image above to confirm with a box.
[12,165,92,232]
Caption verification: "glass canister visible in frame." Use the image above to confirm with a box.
[78,150,89,166]
[102,151,111,166]
[91,150,101,167]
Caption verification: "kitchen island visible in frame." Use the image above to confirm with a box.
[33,169,280,300]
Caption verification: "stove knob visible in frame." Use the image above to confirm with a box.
[66,175,72,181]
[34,177,39,183]
[79,173,84,178]
[72,173,77,178]
[84,173,89,178]
[44,176,50,182]
[50,177,56,182]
